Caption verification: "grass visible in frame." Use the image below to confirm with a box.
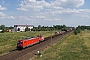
[0,31,56,56]
[34,30,90,60]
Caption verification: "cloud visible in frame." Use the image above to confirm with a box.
[8,16,15,19]
[57,0,84,7]
[44,18,60,21]
[0,12,6,17]
[17,0,84,11]
[17,0,44,11]
[19,16,33,20]
[15,0,90,27]
[2,0,5,4]
[0,5,7,10]
[48,8,90,16]
[0,12,15,19]
[36,16,46,19]
[81,15,90,18]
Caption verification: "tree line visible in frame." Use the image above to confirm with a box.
[0,25,13,33]
[74,25,90,35]
[77,25,90,30]
[31,25,68,31]
[0,24,71,33]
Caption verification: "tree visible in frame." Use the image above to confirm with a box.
[0,25,5,29]
[17,28,20,31]
[63,24,66,28]
[38,25,42,31]
[9,26,13,29]
[38,25,41,28]
[74,30,78,35]
[25,27,30,32]
[0,25,6,33]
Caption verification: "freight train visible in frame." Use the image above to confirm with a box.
[17,28,73,49]
[17,36,44,49]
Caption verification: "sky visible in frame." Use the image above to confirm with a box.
[0,0,90,27]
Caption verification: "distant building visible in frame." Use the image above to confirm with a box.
[6,29,14,32]
[0,30,2,32]
[14,25,33,32]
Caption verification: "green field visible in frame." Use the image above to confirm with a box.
[34,30,90,60]
[0,31,55,56]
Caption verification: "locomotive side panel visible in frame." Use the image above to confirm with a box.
[27,38,39,46]
[17,36,44,49]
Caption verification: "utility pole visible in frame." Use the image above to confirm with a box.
[51,29,52,45]
[29,30,30,37]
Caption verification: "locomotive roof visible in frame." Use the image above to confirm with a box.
[25,37,35,39]
[20,37,38,40]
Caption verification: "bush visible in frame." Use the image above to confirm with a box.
[74,30,78,35]
[74,29,81,35]
[77,29,80,33]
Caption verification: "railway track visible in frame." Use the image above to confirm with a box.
[0,31,73,60]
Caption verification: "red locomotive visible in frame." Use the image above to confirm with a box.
[17,36,44,49]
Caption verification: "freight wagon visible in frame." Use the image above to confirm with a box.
[17,36,44,49]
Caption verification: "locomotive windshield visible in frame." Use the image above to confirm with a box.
[18,42,23,44]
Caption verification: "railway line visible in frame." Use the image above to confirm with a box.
[0,31,73,60]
